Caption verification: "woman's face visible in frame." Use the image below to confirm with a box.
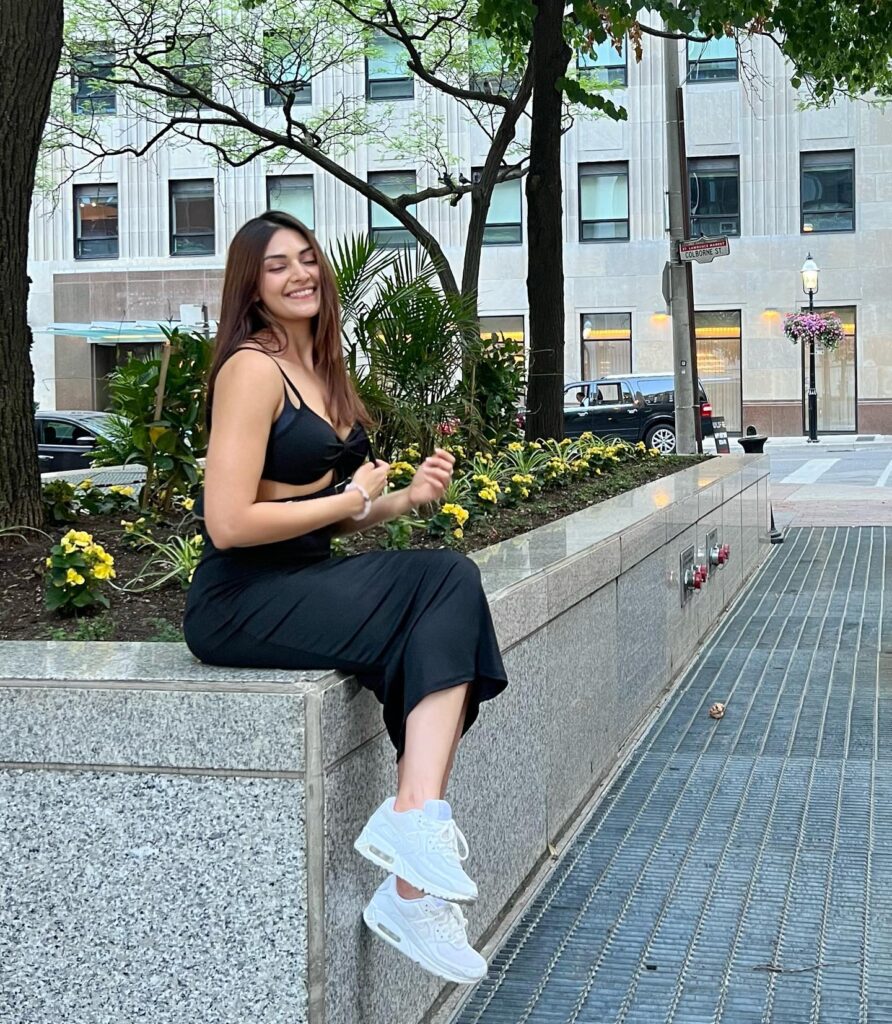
[257,227,321,323]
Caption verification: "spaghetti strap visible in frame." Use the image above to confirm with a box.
[233,345,304,404]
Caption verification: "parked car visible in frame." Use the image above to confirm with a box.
[35,410,116,473]
[562,373,714,453]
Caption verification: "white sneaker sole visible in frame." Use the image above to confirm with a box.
[354,827,478,903]
[362,903,487,985]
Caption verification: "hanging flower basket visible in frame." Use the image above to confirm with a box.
[783,311,844,351]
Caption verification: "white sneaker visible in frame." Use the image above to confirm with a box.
[354,798,478,902]
[362,875,488,984]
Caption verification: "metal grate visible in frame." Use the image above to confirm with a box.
[453,528,891,1024]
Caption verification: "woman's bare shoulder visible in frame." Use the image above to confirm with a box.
[217,344,280,378]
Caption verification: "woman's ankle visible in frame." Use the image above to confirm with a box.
[394,788,439,813]
[395,876,425,901]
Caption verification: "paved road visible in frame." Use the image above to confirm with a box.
[764,444,892,529]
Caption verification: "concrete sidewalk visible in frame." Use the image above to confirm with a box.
[452,527,891,1024]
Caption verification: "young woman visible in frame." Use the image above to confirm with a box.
[184,211,508,984]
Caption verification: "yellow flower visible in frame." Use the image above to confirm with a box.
[45,556,53,568]
[188,568,196,583]
[441,503,469,526]
[76,478,93,491]
[453,527,464,539]
[121,520,135,533]
[403,445,421,461]
[72,531,91,547]
[62,541,76,554]
[478,487,498,504]
[91,563,113,580]
[507,441,524,452]
[389,461,416,480]
[181,497,195,511]
[109,485,135,497]
[191,534,204,546]
[65,568,85,586]
[528,442,542,450]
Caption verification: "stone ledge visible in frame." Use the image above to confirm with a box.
[0,454,771,1024]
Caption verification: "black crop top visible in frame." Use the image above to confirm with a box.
[220,348,371,486]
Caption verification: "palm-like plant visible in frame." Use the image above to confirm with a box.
[330,237,480,458]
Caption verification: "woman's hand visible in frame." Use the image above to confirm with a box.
[352,459,391,501]
[406,448,455,508]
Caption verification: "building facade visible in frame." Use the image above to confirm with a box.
[28,30,892,435]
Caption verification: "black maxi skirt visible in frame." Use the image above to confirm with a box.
[183,487,508,759]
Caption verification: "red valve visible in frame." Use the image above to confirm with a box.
[718,544,730,565]
[693,566,706,589]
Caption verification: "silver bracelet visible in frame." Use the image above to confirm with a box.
[344,481,372,521]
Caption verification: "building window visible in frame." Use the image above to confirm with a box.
[166,35,212,112]
[169,180,215,256]
[73,184,118,260]
[366,34,413,100]
[800,306,857,432]
[576,37,627,86]
[263,32,311,107]
[689,157,740,237]
[694,310,742,433]
[71,48,116,115]
[801,151,855,233]
[469,36,519,95]
[472,169,522,245]
[581,313,632,377]
[267,175,315,229]
[579,163,629,241]
[368,171,415,247]
[687,31,737,81]
[479,315,525,345]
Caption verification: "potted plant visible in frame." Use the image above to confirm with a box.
[782,310,845,350]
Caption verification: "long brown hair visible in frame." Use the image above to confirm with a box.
[206,211,369,428]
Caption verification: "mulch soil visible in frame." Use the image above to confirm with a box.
[0,456,706,642]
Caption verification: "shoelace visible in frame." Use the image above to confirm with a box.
[424,900,469,945]
[427,818,470,862]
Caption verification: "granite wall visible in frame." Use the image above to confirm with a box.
[0,454,771,1024]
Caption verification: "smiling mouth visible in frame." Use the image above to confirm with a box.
[284,287,316,299]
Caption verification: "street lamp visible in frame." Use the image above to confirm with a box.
[801,254,820,443]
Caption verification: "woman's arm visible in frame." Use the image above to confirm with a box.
[332,487,414,535]
[333,449,456,536]
[203,350,367,550]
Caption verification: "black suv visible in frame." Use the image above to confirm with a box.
[563,374,714,453]
[35,410,115,473]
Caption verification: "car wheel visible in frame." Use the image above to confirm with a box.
[645,423,676,454]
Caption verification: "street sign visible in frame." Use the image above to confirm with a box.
[712,416,731,454]
[678,236,730,264]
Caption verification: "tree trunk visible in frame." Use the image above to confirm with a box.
[523,0,570,442]
[0,0,62,531]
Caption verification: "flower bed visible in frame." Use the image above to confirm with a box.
[0,437,709,642]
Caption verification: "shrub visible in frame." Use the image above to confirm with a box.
[118,525,205,591]
[333,235,526,458]
[458,333,527,449]
[45,530,116,614]
[90,327,212,512]
[41,479,140,524]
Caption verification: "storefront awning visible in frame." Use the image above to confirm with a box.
[41,320,217,344]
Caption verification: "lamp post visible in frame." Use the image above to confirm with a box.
[801,254,820,443]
